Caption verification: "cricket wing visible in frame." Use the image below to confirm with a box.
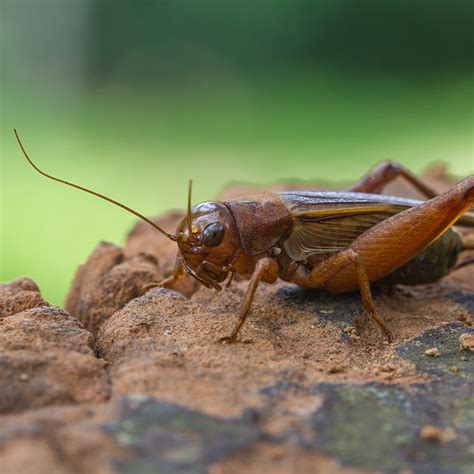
[279,191,418,261]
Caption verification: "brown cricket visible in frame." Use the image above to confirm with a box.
[15,129,474,343]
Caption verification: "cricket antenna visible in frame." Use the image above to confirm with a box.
[187,179,193,235]
[14,129,178,242]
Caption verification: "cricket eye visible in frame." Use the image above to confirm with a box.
[202,222,224,247]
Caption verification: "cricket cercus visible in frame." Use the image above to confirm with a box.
[15,130,474,343]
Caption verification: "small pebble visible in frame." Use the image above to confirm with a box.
[450,365,459,373]
[19,373,29,381]
[424,347,439,357]
[420,425,442,441]
[419,425,457,443]
[379,363,395,373]
[459,333,474,352]
[328,365,345,374]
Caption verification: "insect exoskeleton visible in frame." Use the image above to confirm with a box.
[14,129,474,345]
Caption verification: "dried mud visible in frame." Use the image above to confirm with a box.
[1,170,473,474]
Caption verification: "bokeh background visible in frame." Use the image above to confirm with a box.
[1,1,473,305]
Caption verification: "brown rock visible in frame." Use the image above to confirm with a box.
[424,347,440,357]
[419,425,457,443]
[459,333,474,351]
[65,242,162,334]
[0,303,108,413]
[210,442,373,474]
[0,278,49,319]
[378,363,395,373]
[66,241,123,313]
[420,425,442,441]
[65,214,201,336]
[0,404,120,474]
[96,277,451,418]
[0,306,94,354]
[96,285,344,417]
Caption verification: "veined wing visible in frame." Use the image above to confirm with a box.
[278,192,420,261]
[279,191,421,217]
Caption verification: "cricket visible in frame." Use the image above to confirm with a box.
[14,129,474,344]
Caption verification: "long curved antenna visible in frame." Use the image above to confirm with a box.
[187,179,193,235]
[14,129,177,241]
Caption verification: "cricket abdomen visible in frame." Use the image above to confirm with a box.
[376,228,463,286]
[277,228,462,290]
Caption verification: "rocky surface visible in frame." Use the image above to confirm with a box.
[65,242,162,335]
[1,170,473,473]
[0,279,109,415]
[0,278,49,319]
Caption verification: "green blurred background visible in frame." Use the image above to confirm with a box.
[1,1,473,306]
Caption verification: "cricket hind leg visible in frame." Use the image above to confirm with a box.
[321,176,473,323]
[289,177,474,342]
[218,257,279,344]
[291,251,393,342]
[349,161,438,198]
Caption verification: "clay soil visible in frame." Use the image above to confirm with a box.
[1,169,473,474]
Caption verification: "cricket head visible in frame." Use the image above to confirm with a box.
[176,197,242,290]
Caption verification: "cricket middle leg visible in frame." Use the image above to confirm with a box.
[140,258,187,294]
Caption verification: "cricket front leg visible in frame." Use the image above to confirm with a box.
[291,251,393,342]
[349,160,438,198]
[140,257,186,294]
[219,257,279,344]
